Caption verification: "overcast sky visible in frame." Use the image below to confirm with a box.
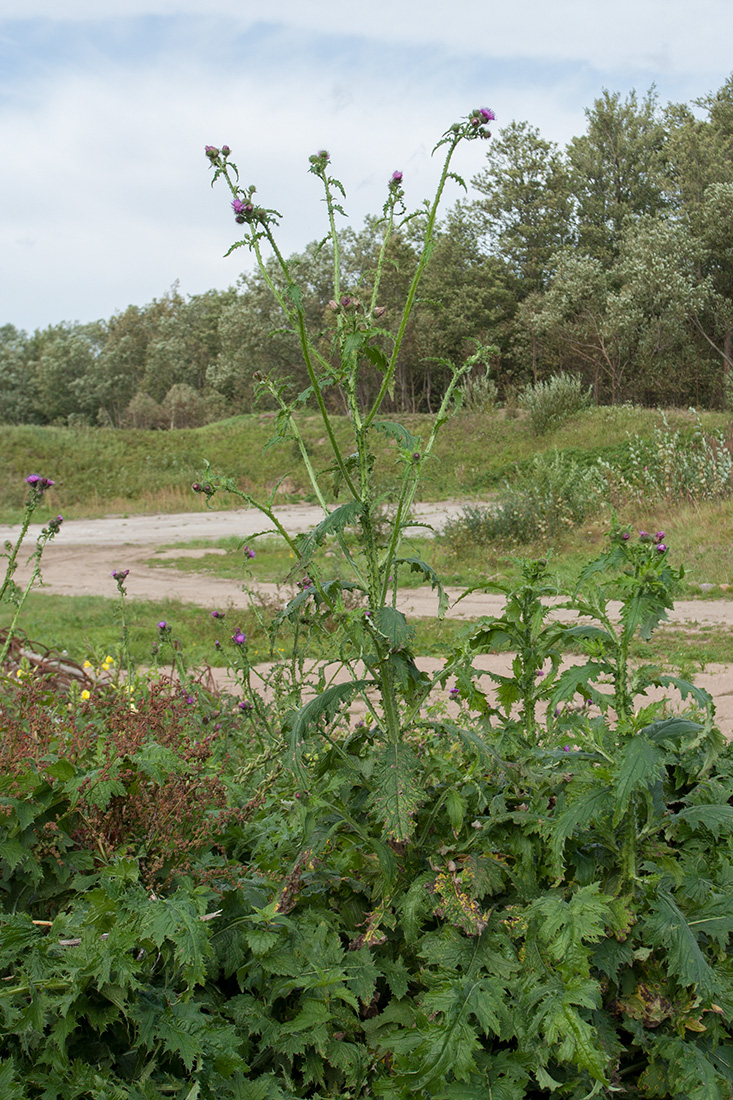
[2,1,732,335]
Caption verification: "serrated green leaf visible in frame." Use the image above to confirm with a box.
[368,743,423,842]
[614,736,664,819]
[287,679,373,764]
[645,890,719,999]
[395,556,448,618]
[673,804,733,838]
[373,606,414,650]
[295,500,363,566]
[374,420,420,450]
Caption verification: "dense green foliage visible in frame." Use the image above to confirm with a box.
[2,540,733,1098]
[2,76,733,424]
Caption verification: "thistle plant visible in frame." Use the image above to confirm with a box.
[204,111,498,841]
[0,476,62,667]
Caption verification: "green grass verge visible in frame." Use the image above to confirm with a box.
[2,405,728,522]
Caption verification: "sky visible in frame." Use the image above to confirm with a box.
[1,0,732,335]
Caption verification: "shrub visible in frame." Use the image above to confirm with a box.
[444,450,606,546]
[600,410,733,504]
[457,369,498,413]
[521,371,593,435]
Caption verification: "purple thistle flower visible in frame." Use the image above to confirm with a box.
[26,474,55,492]
[211,610,225,619]
[449,687,460,698]
[479,107,496,121]
[243,545,255,559]
[656,531,666,541]
[562,745,570,752]
[111,568,129,580]
[232,630,246,646]
[238,700,253,712]
[205,145,219,159]
[622,532,630,541]
[158,621,167,631]
[656,543,667,552]
[221,144,231,156]
[184,694,196,705]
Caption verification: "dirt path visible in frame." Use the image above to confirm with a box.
[3,506,732,735]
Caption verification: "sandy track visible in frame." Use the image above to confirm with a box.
[3,505,732,735]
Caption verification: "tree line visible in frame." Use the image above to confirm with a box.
[2,75,732,428]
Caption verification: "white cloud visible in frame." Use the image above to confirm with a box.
[3,0,732,73]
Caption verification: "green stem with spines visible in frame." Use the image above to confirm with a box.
[364,134,463,427]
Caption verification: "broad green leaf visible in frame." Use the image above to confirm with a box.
[643,716,704,743]
[363,345,389,372]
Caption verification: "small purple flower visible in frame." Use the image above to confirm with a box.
[238,700,253,712]
[211,610,225,619]
[232,630,246,646]
[622,532,630,541]
[184,694,196,705]
[243,545,255,560]
[389,170,403,188]
[26,474,55,492]
[214,640,222,649]
[221,144,231,156]
[111,568,129,580]
[562,745,570,752]
[158,621,167,631]
[656,531,666,541]
[656,543,667,553]
[412,452,420,462]
[639,531,651,540]
[479,107,496,121]
[449,687,460,699]
[205,145,219,159]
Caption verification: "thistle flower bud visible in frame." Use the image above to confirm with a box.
[205,145,220,159]
[221,144,231,156]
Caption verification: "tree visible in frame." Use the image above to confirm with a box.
[470,121,573,293]
[567,88,668,264]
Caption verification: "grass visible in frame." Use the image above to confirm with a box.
[144,495,733,597]
[0,594,271,668]
[4,592,730,677]
[2,405,729,522]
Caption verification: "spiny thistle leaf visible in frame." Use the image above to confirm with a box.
[613,736,664,823]
[374,420,420,451]
[368,742,423,842]
[372,606,414,651]
[294,500,363,567]
[395,556,449,618]
[286,679,373,776]
[645,890,720,999]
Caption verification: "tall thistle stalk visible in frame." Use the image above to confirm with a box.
[201,110,498,839]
